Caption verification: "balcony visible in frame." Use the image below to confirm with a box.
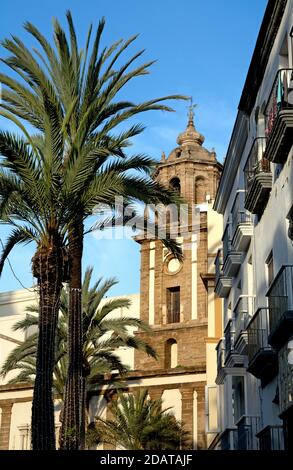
[278,344,293,416]
[267,265,293,350]
[264,68,293,163]
[233,295,255,352]
[224,319,246,368]
[219,428,238,450]
[215,249,232,298]
[216,338,225,374]
[236,415,260,450]
[222,225,242,277]
[256,425,285,450]
[231,192,253,252]
[224,320,234,362]
[247,308,278,385]
[244,138,272,216]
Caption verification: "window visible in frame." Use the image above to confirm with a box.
[167,287,180,323]
[18,424,30,450]
[205,385,219,433]
[165,339,178,368]
[232,376,245,424]
[169,177,181,194]
[266,252,274,288]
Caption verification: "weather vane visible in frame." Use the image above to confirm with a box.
[187,97,197,123]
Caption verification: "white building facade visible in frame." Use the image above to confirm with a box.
[212,0,293,450]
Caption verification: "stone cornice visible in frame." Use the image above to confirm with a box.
[0,288,37,306]
[0,382,32,392]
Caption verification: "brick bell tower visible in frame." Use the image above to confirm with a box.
[132,106,222,449]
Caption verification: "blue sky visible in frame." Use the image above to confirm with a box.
[0,0,267,295]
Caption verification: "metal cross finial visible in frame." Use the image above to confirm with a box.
[187,97,197,124]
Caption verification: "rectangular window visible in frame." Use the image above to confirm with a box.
[167,287,180,323]
[232,376,245,424]
[205,385,219,433]
[266,251,274,287]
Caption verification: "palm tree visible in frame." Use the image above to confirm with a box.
[0,11,186,449]
[90,389,189,450]
[0,129,71,450]
[0,268,156,447]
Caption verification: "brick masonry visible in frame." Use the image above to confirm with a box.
[0,401,13,450]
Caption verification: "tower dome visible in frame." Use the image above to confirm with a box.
[176,108,205,147]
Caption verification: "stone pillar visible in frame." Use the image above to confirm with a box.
[149,387,163,402]
[103,393,117,450]
[195,384,207,450]
[0,401,13,450]
[180,387,194,449]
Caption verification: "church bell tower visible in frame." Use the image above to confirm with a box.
[133,106,222,449]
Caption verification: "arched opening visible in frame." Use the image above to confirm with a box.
[195,176,207,204]
[169,177,181,194]
[165,338,178,369]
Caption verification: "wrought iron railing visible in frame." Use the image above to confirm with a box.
[267,265,293,333]
[257,425,285,450]
[237,415,260,450]
[215,249,223,281]
[231,192,252,240]
[244,138,270,194]
[233,295,255,343]
[216,338,225,372]
[265,68,293,139]
[220,428,238,450]
[222,224,231,263]
[224,319,235,362]
[247,307,272,363]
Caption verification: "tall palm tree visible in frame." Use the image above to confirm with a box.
[0,11,185,449]
[0,125,72,450]
[0,268,156,447]
[90,389,189,450]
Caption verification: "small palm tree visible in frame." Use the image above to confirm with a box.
[0,268,156,448]
[92,389,189,450]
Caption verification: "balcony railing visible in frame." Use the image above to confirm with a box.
[237,415,260,450]
[222,224,231,263]
[215,249,223,281]
[257,425,285,450]
[224,320,235,362]
[247,308,278,383]
[244,138,272,216]
[244,138,268,192]
[233,295,255,343]
[222,222,242,277]
[231,192,252,240]
[247,308,271,360]
[264,68,293,163]
[215,249,232,298]
[216,338,225,373]
[265,68,293,139]
[267,265,293,350]
[220,428,238,450]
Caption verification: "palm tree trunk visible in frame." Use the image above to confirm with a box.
[31,245,63,450]
[80,376,87,449]
[59,221,83,450]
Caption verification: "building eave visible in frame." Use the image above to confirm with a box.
[238,0,287,114]
[213,111,248,214]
